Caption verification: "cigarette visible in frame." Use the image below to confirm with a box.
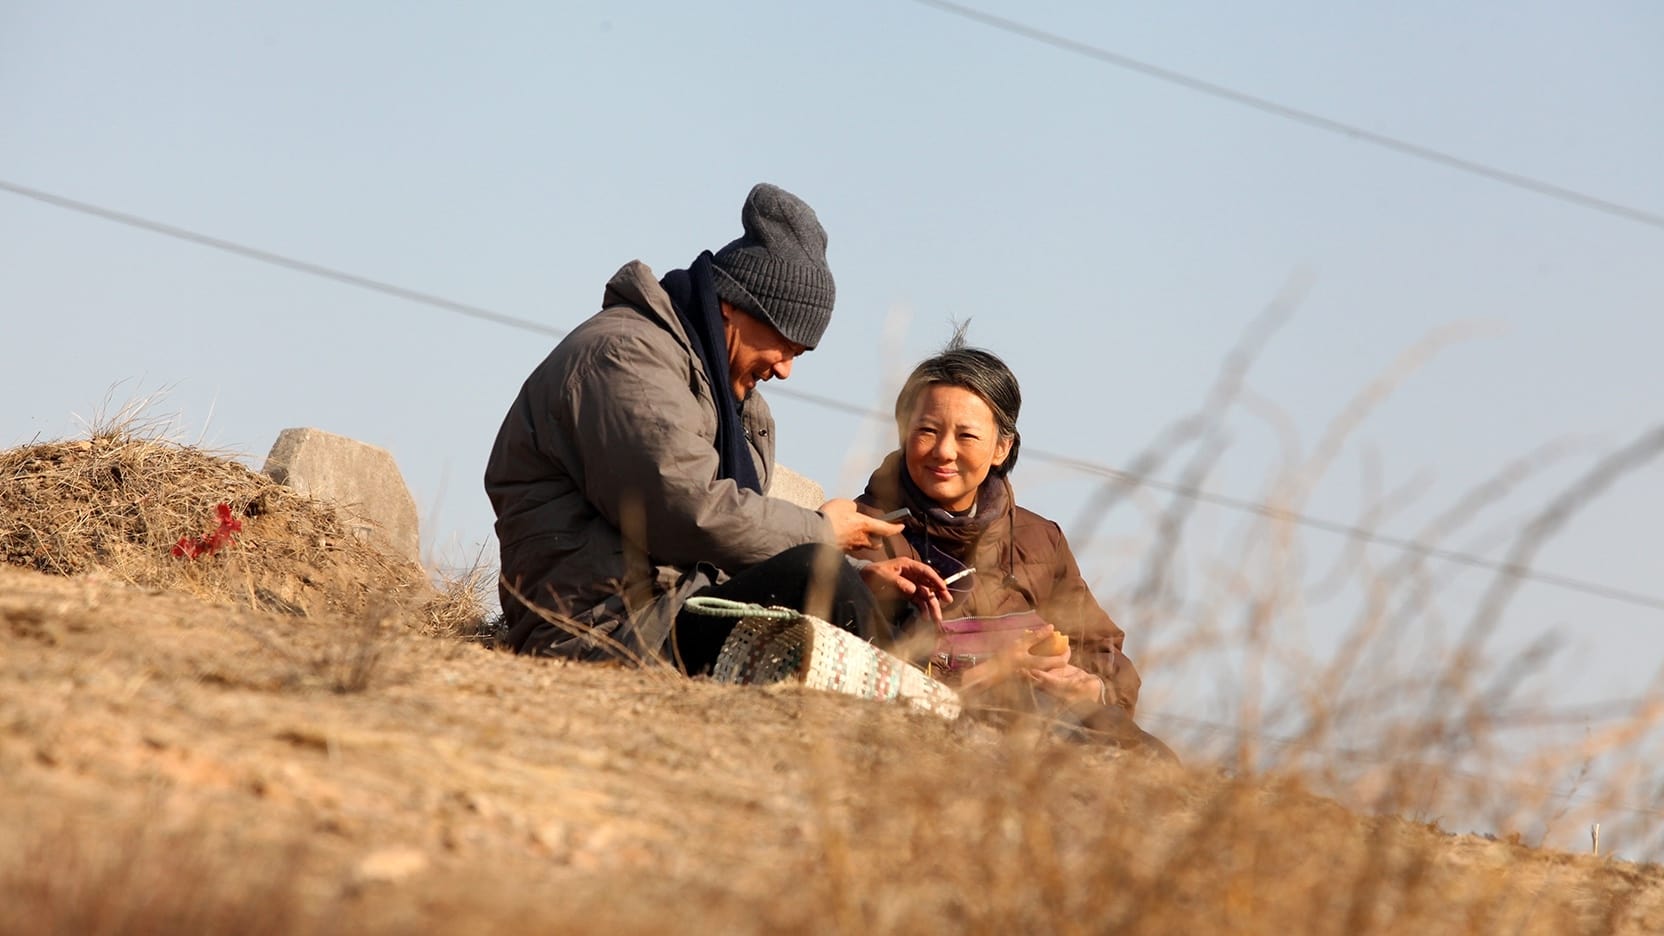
[942,567,975,587]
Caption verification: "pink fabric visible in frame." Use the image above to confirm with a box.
[932,611,1048,671]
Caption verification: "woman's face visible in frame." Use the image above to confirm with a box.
[903,383,1013,513]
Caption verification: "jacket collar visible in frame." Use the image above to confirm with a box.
[601,260,691,351]
[862,450,1015,542]
[601,260,776,423]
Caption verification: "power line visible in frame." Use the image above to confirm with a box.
[756,384,1664,613]
[908,0,1664,233]
[0,180,567,338]
[1017,448,1664,612]
[5,178,1663,614]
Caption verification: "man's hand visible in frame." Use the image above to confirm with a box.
[859,557,951,627]
[820,498,903,552]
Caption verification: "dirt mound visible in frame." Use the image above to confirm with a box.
[7,432,1664,932]
[2,563,1662,934]
[0,431,441,622]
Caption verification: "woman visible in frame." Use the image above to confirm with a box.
[851,337,1155,747]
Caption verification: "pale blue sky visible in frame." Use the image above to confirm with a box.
[5,1,1662,835]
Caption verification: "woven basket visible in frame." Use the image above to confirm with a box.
[712,611,962,720]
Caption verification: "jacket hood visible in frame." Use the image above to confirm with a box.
[601,260,690,350]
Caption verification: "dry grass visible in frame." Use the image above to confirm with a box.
[0,422,480,637]
[1065,314,1664,869]
[418,550,497,642]
[2,556,1661,934]
[1,816,319,936]
[3,373,1664,933]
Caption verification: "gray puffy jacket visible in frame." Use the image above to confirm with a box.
[485,260,831,660]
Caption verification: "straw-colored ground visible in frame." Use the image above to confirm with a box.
[3,434,1663,934]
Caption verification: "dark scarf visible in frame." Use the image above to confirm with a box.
[863,450,1010,558]
[659,251,762,495]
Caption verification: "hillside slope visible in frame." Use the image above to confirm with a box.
[2,436,1661,934]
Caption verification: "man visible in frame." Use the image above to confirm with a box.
[485,183,945,671]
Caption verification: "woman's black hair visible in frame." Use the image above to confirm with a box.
[894,323,1022,476]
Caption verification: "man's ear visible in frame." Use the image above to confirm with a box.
[718,300,735,325]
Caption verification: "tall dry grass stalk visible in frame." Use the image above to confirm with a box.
[5,350,1663,933]
[1052,310,1664,864]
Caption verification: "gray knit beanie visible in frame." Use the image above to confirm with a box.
[710,183,836,350]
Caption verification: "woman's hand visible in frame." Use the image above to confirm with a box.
[859,557,950,626]
[959,624,1070,692]
[1026,664,1106,707]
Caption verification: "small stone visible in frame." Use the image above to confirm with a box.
[460,791,497,819]
[352,847,428,884]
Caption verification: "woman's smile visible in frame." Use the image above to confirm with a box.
[903,384,1013,513]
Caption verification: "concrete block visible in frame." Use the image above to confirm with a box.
[262,428,421,564]
[769,463,825,511]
